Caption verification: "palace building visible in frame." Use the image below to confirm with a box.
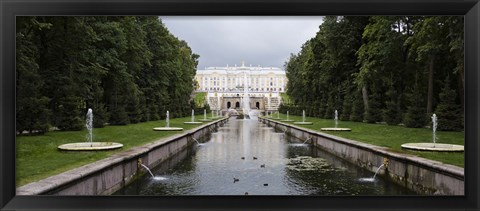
[195,61,287,113]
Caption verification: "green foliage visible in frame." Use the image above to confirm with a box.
[16,17,51,134]
[435,76,463,131]
[340,92,352,121]
[324,95,335,119]
[404,87,426,128]
[364,93,382,123]
[383,86,402,125]
[15,16,198,133]
[350,90,364,122]
[284,16,463,129]
[55,97,84,131]
[194,92,207,107]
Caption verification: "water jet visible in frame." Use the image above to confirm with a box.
[401,114,464,152]
[153,111,184,131]
[293,110,313,125]
[58,108,123,151]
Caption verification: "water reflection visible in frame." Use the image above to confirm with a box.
[114,118,415,195]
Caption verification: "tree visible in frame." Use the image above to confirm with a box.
[364,92,382,123]
[356,16,413,124]
[404,85,426,128]
[340,91,352,121]
[434,76,463,131]
[406,17,450,115]
[16,17,51,134]
[349,89,364,122]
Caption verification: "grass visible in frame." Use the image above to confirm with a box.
[16,114,215,187]
[267,112,464,168]
[195,91,207,106]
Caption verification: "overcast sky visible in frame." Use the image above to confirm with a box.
[160,16,324,69]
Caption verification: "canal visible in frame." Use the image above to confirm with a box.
[114,118,415,195]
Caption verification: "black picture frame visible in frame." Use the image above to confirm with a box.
[1,0,479,210]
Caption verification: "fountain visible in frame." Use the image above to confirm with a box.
[272,111,282,120]
[199,109,212,122]
[281,111,294,122]
[211,110,223,120]
[140,163,155,178]
[243,71,251,119]
[58,108,123,151]
[359,164,385,182]
[303,137,313,144]
[184,109,202,124]
[192,137,205,146]
[401,113,464,152]
[139,163,168,181]
[153,111,183,131]
[293,110,313,125]
[321,110,351,131]
[287,136,311,147]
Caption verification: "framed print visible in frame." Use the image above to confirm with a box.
[1,0,479,210]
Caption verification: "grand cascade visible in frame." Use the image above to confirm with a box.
[195,61,287,115]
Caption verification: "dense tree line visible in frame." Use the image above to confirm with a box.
[16,16,200,134]
[281,16,464,131]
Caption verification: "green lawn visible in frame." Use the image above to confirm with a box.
[266,112,464,167]
[195,92,207,106]
[16,114,214,187]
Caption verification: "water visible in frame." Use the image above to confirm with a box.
[86,108,93,143]
[243,71,250,119]
[204,109,207,120]
[114,119,415,196]
[302,110,306,123]
[432,113,437,144]
[166,111,170,128]
[140,164,155,178]
[302,137,312,144]
[192,137,205,146]
[358,164,384,182]
[287,111,290,121]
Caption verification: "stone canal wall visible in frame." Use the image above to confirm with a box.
[16,118,228,195]
[259,117,464,195]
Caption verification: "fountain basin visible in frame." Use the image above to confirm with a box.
[293,122,313,125]
[320,128,351,131]
[153,127,183,131]
[281,120,294,122]
[184,122,203,124]
[58,142,123,151]
[401,143,464,152]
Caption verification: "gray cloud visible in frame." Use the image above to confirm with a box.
[160,16,324,69]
